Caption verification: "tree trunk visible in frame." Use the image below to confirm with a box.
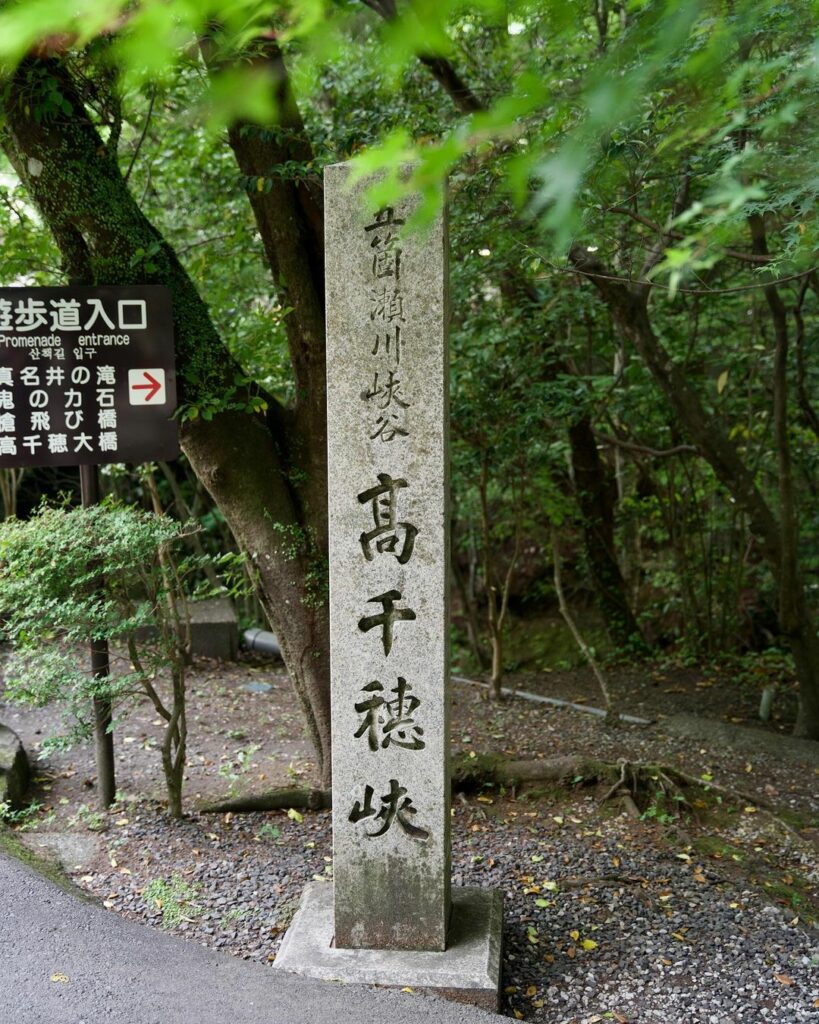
[1,58,334,782]
[552,529,616,721]
[568,244,819,739]
[568,418,647,651]
[451,540,489,670]
[181,412,332,781]
[163,753,184,819]
[478,458,519,699]
[489,628,504,699]
[750,214,819,740]
[788,626,819,737]
[0,469,24,520]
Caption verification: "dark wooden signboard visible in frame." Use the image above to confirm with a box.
[0,284,178,468]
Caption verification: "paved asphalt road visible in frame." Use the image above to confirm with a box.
[0,852,499,1024]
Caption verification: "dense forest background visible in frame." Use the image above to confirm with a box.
[1,0,817,755]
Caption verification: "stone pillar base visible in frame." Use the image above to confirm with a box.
[273,883,502,1013]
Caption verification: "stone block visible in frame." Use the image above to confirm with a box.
[325,163,451,951]
[187,597,239,661]
[0,723,30,811]
[132,597,239,661]
[273,883,502,1012]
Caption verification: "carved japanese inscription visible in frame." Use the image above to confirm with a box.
[326,163,450,951]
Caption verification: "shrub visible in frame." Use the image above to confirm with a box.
[0,500,206,817]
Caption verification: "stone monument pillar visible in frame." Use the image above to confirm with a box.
[273,163,500,1009]
[324,162,450,951]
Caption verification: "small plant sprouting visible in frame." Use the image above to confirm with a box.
[218,744,261,783]
[143,873,203,928]
[640,789,686,826]
[0,799,46,830]
[70,803,107,832]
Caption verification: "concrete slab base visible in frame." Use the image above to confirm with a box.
[273,883,502,1012]
[187,597,239,661]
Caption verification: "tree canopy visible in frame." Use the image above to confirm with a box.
[1,0,818,772]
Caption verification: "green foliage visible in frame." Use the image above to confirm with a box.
[0,0,817,693]
[269,521,328,608]
[0,500,204,814]
[1,502,176,728]
[640,791,685,826]
[218,743,261,785]
[69,802,107,832]
[0,1,813,257]
[143,872,203,927]
[0,798,44,829]
[256,821,281,840]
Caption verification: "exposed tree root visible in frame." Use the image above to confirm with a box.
[199,756,806,846]
[557,874,647,889]
[620,792,642,820]
[665,767,807,844]
[452,754,806,840]
[452,753,615,791]
[200,787,330,814]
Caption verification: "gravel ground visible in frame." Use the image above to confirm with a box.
[65,793,818,1024]
[2,655,818,1022]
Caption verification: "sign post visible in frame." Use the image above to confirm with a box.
[79,463,116,809]
[0,285,178,470]
[0,284,178,808]
[325,166,451,952]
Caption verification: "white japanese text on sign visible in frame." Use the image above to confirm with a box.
[0,286,178,468]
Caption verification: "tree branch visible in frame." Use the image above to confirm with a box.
[552,529,614,719]
[124,84,156,184]
[793,272,819,442]
[567,242,783,572]
[360,0,485,114]
[593,430,697,459]
[554,251,816,295]
[609,205,773,265]
[638,170,690,282]
[749,213,799,637]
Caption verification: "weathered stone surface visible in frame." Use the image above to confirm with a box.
[274,883,502,1012]
[21,831,101,873]
[0,723,30,811]
[187,597,239,661]
[325,163,450,951]
[134,597,239,661]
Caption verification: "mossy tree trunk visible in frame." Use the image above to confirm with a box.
[1,56,334,785]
